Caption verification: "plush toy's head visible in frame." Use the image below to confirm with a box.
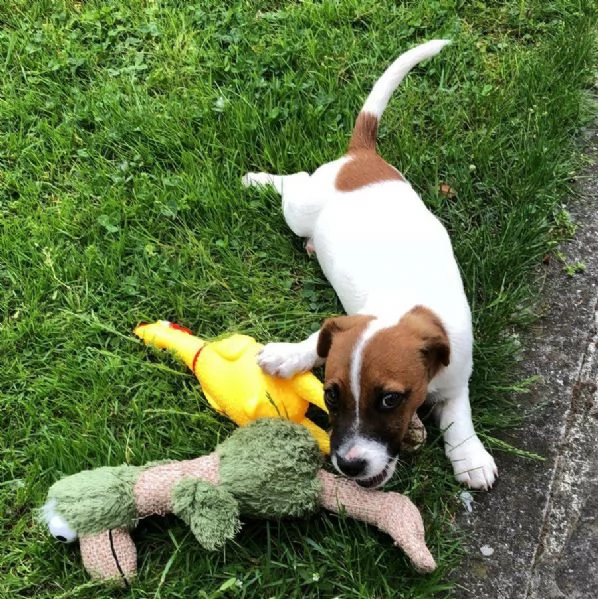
[43,464,147,542]
[217,418,323,518]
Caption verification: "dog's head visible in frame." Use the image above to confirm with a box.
[318,308,450,488]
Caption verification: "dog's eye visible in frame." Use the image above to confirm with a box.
[324,385,340,413]
[379,392,405,411]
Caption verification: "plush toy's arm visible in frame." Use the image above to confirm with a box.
[402,413,427,453]
[318,470,436,573]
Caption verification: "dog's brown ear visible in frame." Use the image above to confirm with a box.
[317,315,374,358]
[408,306,450,379]
[421,334,450,379]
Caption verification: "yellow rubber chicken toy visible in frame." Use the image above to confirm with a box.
[134,321,330,454]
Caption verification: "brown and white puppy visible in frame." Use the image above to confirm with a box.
[242,40,497,490]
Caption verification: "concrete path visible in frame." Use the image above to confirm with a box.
[453,115,598,598]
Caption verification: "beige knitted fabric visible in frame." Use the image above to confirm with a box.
[318,470,436,572]
[80,528,137,581]
[134,453,220,517]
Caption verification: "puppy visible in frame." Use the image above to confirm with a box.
[242,40,497,490]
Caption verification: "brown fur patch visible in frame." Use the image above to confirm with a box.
[317,314,375,359]
[401,306,450,378]
[335,111,404,192]
[318,315,375,430]
[356,307,450,443]
[348,112,379,152]
[335,150,404,192]
[358,327,430,442]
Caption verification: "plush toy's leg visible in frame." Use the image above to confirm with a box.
[298,417,330,454]
[79,528,137,583]
[318,471,436,573]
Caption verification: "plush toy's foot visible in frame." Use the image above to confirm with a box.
[318,470,436,573]
[80,529,137,583]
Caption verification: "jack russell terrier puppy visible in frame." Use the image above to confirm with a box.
[242,40,497,490]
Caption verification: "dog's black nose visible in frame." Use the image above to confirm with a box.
[335,455,367,477]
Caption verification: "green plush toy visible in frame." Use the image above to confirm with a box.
[42,419,436,582]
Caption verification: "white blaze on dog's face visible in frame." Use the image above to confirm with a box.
[318,308,450,488]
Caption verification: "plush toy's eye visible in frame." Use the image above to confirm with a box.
[378,391,407,411]
[324,385,340,413]
[46,511,78,543]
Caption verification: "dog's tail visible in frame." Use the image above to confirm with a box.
[348,39,451,152]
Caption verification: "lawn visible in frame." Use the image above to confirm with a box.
[0,1,595,597]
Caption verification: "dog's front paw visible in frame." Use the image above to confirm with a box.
[257,342,318,378]
[241,172,274,188]
[448,438,498,490]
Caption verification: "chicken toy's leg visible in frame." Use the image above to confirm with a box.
[79,529,137,583]
[290,371,328,413]
[298,417,330,454]
[318,470,436,573]
[289,371,330,453]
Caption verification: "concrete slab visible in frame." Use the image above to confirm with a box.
[452,118,598,598]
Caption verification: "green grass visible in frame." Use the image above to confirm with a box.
[0,0,595,597]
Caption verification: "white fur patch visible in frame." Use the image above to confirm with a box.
[361,40,451,119]
[349,317,399,427]
[333,434,391,480]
